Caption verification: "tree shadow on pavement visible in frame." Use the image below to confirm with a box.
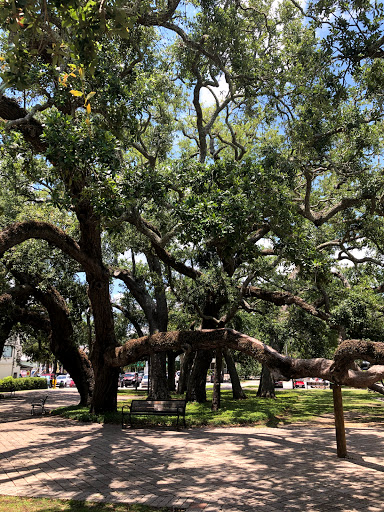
[2,391,384,511]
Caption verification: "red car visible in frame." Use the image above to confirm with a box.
[294,380,305,388]
[120,372,139,387]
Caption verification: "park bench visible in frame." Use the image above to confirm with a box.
[31,395,48,415]
[0,385,16,398]
[122,399,187,428]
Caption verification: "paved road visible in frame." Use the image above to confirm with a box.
[1,388,384,511]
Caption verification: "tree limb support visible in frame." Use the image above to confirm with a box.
[332,384,347,458]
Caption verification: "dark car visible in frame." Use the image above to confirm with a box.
[274,381,283,388]
[121,372,138,387]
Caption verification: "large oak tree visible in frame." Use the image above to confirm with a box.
[1,0,384,413]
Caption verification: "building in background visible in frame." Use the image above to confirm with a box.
[0,334,37,379]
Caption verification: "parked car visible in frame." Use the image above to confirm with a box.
[307,378,329,388]
[137,372,144,384]
[140,374,149,389]
[294,380,305,388]
[120,372,139,387]
[274,381,283,388]
[68,378,76,388]
[55,375,72,388]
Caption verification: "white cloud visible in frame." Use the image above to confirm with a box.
[111,291,124,303]
[333,247,379,268]
[256,238,274,249]
[200,75,230,106]
[119,249,147,264]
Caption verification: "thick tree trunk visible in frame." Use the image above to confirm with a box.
[212,348,223,411]
[52,343,94,406]
[256,365,276,399]
[50,337,94,406]
[77,205,120,414]
[30,281,94,407]
[91,364,120,413]
[224,348,247,400]
[178,351,194,394]
[148,352,170,399]
[143,252,170,400]
[167,351,176,392]
[186,299,218,403]
[186,349,213,402]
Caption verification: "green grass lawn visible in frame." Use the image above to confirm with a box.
[0,496,179,512]
[51,387,384,427]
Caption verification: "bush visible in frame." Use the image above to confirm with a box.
[0,376,48,391]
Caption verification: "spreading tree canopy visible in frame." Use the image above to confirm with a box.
[1,0,384,412]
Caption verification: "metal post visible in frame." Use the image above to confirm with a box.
[332,383,347,458]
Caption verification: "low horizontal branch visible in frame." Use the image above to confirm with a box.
[105,328,384,388]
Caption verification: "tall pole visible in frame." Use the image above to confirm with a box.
[332,383,347,458]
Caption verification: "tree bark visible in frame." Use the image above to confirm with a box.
[148,352,170,399]
[30,283,94,406]
[212,348,223,411]
[224,348,247,400]
[186,298,219,403]
[106,328,384,389]
[256,365,276,398]
[146,253,170,399]
[76,203,120,413]
[115,252,170,399]
[87,270,120,413]
[167,351,176,392]
[186,349,213,402]
[0,282,94,405]
[177,351,194,394]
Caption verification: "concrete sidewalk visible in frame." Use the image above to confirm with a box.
[1,389,384,511]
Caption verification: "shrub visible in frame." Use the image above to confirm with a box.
[0,376,48,391]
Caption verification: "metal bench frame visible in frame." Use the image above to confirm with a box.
[31,395,48,415]
[122,399,187,428]
[0,386,16,397]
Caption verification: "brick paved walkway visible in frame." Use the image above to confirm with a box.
[1,389,384,511]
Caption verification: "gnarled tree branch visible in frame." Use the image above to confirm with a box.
[105,328,384,390]
[0,221,99,274]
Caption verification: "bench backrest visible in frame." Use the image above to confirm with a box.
[130,399,186,413]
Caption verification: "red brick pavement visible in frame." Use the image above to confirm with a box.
[1,389,384,511]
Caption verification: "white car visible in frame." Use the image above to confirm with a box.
[140,374,149,389]
[55,375,71,388]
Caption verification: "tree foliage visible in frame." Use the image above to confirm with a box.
[2,0,384,411]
